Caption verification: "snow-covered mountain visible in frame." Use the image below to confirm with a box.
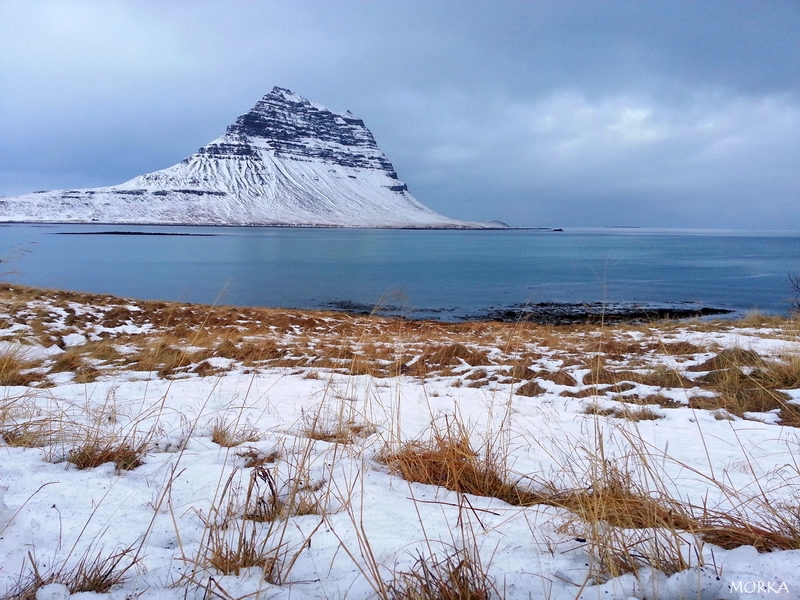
[0,87,503,228]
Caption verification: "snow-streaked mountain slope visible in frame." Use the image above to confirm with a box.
[0,87,502,228]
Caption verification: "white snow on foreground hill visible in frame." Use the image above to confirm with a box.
[0,88,502,228]
[1,286,800,599]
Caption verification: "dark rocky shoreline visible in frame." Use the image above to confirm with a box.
[323,300,734,325]
[471,302,734,324]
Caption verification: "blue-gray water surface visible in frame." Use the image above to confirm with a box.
[2,223,799,320]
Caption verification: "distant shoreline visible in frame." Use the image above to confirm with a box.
[2,220,527,231]
[54,230,217,237]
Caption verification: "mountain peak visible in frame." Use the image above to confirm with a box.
[0,87,503,228]
[221,88,390,172]
[268,86,311,105]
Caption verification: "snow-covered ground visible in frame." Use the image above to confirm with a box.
[1,285,799,599]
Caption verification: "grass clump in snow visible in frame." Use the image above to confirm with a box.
[551,461,699,579]
[380,413,540,507]
[543,427,800,582]
[190,445,324,585]
[242,464,323,522]
[513,380,545,397]
[689,366,800,426]
[388,546,498,600]
[131,339,205,377]
[583,403,664,421]
[402,343,492,378]
[687,349,800,425]
[237,446,280,468]
[209,415,261,447]
[1,420,55,448]
[0,348,43,387]
[303,414,374,444]
[66,437,147,471]
[6,545,141,600]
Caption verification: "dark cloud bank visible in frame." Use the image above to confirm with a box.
[1,0,798,229]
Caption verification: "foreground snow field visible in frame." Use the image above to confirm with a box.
[1,284,799,599]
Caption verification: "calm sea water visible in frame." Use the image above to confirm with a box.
[2,223,799,320]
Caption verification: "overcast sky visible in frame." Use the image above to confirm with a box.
[1,0,798,228]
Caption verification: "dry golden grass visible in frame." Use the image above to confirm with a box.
[236,446,280,468]
[10,282,788,396]
[541,435,800,581]
[760,353,800,389]
[687,347,764,372]
[190,360,225,377]
[1,420,54,448]
[392,343,494,379]
[504,356,537,380]
[583,404,664,421]
[4,283,800,593]
[534,369,577,386]
[130,339,212,377]
[242,465,323,522]
[0,349,43,387]
[214,338,283,364]
[464,368,488,381]
[659,340,707,355]
[78,340,123,362]
[613,393,684,408]
[210,416,261,447]
[699,505,800,552]
[567,385,605,398]
[191,452,324,585]
[551,467,697,578]
[586,363,693,388]
[301,407,375,445]
[200,506,283,578]
[734,311,793,329]
[388,547,498,600]
[629,366,695,388]
[48,351,85,373]
[514,380,545,397]
[6,545,142,600]
[690,366,794,418]
[380,416,540,507]
[67,438,147,471]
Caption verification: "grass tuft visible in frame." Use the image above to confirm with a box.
[584,403,664,421]
[1,419,53,448]
[0,348,42,387]
[687,347,764,372]
[380,414,539,506]
[210,416,261,447]
[237,446,280,468]
[691,367,793,417]
[192,460,323,585]
[388,547,498,600]
[7,545,141,600]
[67,439,146,471]
[514,380,545,397]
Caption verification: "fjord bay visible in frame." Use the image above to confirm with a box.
[3,224,799,321]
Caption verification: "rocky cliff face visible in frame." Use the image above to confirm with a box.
[220,88,397,173]
[0,87,497,228]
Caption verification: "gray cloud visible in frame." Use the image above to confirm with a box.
[1,0,798,228]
